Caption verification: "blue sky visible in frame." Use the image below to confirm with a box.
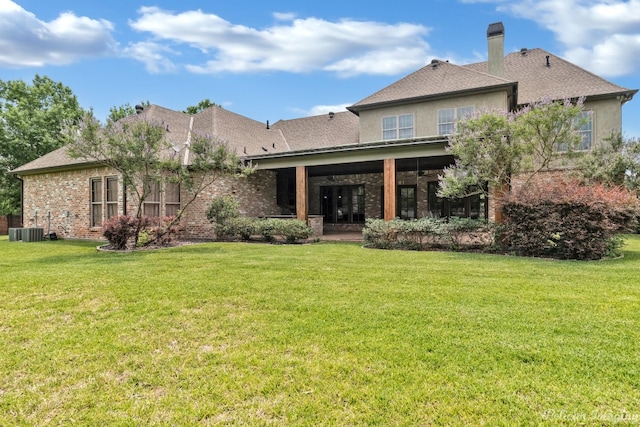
[1,0,639,137]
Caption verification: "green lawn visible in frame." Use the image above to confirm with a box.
[1,236,639,425]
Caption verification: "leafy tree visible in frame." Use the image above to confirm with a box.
[576,132,640,194]
[107,101,150,123]
[0,75,84,214]
[66,112,251,246]
[438,97,586,201]
[183,98,220,115]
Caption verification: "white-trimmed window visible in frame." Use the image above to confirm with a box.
[556,110,593,152]
[90,178,103,227]
[383,114,414,140]
[577,111,593,151]
[438,106,474,135]
[90,176,119,227]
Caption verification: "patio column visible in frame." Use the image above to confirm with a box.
[383,158,396,221]
[296,165,308,221]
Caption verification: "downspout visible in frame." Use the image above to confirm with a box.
[123,181,127,216]
[14,174,24,227]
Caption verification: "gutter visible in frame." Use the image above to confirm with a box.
[246,135,449,162]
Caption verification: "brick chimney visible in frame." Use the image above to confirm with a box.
[487,22,505,77]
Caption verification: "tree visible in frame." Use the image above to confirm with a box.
[0,75,85,214]
[65,112,251,246]
[183,98,220,115]
[576,132,640,194]
[107,101,150,123]
[438,97,586,201]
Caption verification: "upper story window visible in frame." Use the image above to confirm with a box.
[556,110,593,152]
[383,114,414,140]
[576,111,593,151]
[438,106,474,135]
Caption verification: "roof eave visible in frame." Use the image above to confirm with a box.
[348,82,517,114]
[10,159,103,176]
[246,135,449,161]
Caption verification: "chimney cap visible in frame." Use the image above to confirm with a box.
[487,22,504,38]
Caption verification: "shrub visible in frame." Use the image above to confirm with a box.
[103,215,148,250]
[363,217,493,251]
[502,178,639,260]
[217,216,258,241]
[137,216,181,247]
[256,218,312,243]
[206,196,241,240]
[438,217,495,251]
[276,219,313,243]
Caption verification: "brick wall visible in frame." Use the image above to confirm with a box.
[309,170,444,223]
[0,215,21,235]
[21,167,279,240]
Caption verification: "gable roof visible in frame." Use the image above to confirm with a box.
[348,60,517,113]
[463,48,637,105]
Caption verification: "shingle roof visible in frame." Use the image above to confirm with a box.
[192,106,286,157]
[348,60,516,113]
[463,48,637,105]
[271,111,359,151]
[11,105,360,174]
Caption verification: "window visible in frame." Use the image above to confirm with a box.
[438,106,474,135]
[427,181,486,219]
[91,176,119,226]
[165,182,181,217]
[90,178,103,227]
[577,111,592,151]
[398,186,417,220]
[383,114,414,140]
[143,180,160,217]
[321,185,365,223]
[106,177,118,220]
[556,110,593,152]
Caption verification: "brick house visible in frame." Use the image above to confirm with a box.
[11,22,637,240]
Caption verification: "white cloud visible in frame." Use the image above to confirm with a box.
[273,12,296,21]
[0,0,117,67]
[495,0,640,77]
[122,42,179,74]
[129,7,432,77]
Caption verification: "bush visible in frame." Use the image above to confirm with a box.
[206,196,242,240]
[363,217,493,251]
[137,216,180,247]
[256,218,312,243]
[217,216,258,241]
[502,178,639,260]
[102,215,148,250]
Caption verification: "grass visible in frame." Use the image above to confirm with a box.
[1,235,640,425]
